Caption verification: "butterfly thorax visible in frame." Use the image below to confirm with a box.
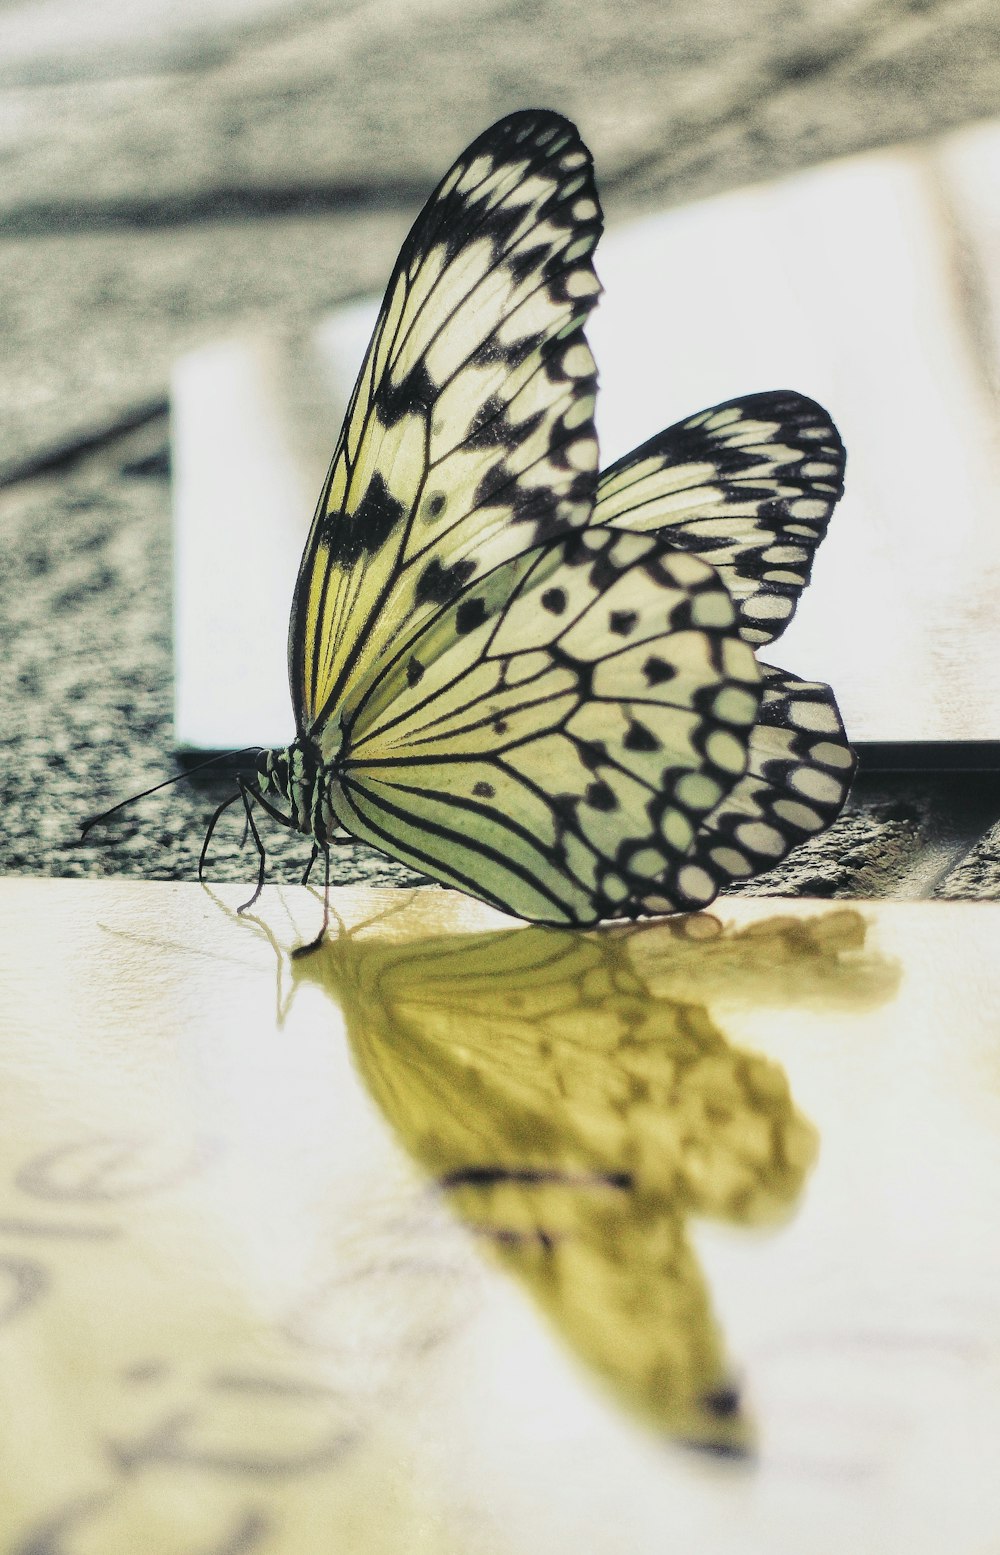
[257,737,338,843]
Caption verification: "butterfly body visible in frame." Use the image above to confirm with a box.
[257,739,337,843]
[204,109,855,933]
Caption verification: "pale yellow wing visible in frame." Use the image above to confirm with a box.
[328,527,761,924]
[595,390,845,646]
[651,662,856,910]
[592,392,853,905]
[289,110,603,750]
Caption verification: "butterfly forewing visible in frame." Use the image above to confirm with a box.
[327,527,761,925]
[594,391,845,647]
[289,111,605,751]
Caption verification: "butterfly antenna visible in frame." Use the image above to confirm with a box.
[81,747,263,840]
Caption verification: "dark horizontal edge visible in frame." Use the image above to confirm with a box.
[855,742,1000,774]
[0,399,169,488]
[176,742,1000,779]
[0,179,433,238]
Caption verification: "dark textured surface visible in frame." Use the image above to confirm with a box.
[2,0,999,905]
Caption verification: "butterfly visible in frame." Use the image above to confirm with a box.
[91,109,854,946]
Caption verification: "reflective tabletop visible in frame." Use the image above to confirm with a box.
[3,880,999,1552]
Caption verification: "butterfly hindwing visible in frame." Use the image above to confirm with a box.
[657,663,856,909]
[591,390,853,905]
[289,110,605,750]
[594,391,845,647]
[327,527,762,924]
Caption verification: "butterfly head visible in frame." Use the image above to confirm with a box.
[258,745,291,802]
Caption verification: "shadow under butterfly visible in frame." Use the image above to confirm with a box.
[249,894,898,1454]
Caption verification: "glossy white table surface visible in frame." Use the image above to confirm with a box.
[3,880,999,1553]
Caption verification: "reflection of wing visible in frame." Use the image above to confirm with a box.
[294,908,847,1450]
[288,110,603,742]
[594,391,845,647]
[333,528,761,925]
[624,903,899,1013]
[335,922,815,1220]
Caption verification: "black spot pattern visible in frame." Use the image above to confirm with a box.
[702,1386,742,1420]
[415,556,477,605]
[609,609,637,636]
[320,473,405,567]
[709,445,762,475]
[507,243,550,284]
[550,794,579,828]
[455,598,488,635]
[406,658,425,687]
[585,782,617,812]
[624,721,659,752]
[579,740,609,770]
[380,361,436,425]
[542,587,567,614]
[465,394,521,450]
[643,656,676,686]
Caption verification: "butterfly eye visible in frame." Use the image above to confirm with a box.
[261,751,288,797]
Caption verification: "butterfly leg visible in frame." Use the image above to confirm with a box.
[235,778,268,914]
[198,790,243,886]
[305,829,354,883]
[292,846,331,959]
[302,823,356,886]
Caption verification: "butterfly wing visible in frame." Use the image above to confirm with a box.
[327,526,762,924]
[653,663,856,909]
[289,110,604,754]
[592,391,853,905]
[594,391,845,647]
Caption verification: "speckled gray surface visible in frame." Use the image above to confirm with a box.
[2,0,999,906]
[5,0,1000,478]
[1,428,430,892]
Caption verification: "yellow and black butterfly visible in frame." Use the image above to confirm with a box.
[90,109,853,943]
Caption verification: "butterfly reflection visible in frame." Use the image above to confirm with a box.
[284,899,894,1453]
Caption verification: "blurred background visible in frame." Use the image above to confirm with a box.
[3,0,1000,900]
